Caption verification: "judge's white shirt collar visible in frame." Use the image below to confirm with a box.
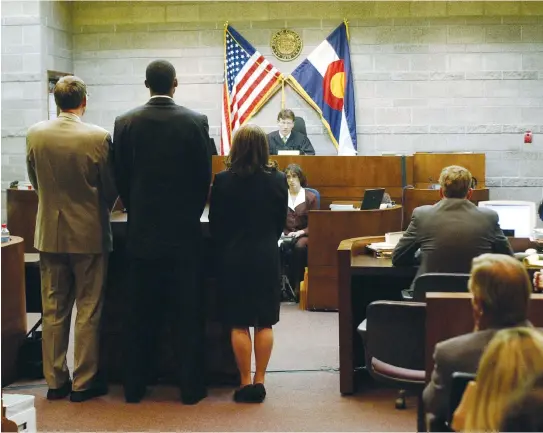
[150,95,174,100]
[288,187,306,211]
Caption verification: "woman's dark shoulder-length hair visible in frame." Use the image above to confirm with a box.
[284,163,307,187]
[225,124,277,177]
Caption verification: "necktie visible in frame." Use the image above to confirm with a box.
[282,135,287,143]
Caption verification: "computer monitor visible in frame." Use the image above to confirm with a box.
[361,188,385,210]
[478,201,536,238]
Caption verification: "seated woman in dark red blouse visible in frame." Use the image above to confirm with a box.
[283,164,318,295]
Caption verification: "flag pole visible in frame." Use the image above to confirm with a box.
[344,18,350,40]
[222,21,230,155]
[281,78,285,109]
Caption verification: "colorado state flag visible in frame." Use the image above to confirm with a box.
[288,22,357,155]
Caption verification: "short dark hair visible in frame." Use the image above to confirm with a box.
[285,163,307,187]
[226,124,274,177]
[277,109,295,122]
[146,60,176,94]
[54,76,87,110]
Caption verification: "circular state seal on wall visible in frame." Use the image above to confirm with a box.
[271,29,303,62]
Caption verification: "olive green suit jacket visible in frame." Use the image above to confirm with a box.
[26,112,117,253]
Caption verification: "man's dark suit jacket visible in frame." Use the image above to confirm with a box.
[267,130,315,155]
[423,322,533,422]
[392,198,513,281]
[113,97,211,258]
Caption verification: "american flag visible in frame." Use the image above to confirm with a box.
[221,25,282,155]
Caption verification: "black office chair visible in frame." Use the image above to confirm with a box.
[403,273,470,302]
[293,116,307,137]
[448,372,476,428]
[358,301,427,432]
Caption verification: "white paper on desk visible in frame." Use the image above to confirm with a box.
[385,231,404,246]
[329,204,355,211]
[367,242,396,251]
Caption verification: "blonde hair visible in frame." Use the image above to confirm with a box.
[464,327,543,432]
[469,254,531,327]
[439,165,472,198]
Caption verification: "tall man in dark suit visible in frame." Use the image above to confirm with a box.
[267,109,315,155]
[112,60,211,404]
[423,254,533,424]
[392,165,513,281]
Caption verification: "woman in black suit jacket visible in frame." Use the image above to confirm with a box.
[209,124,288,403]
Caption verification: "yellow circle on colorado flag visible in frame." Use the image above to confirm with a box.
[330,72,345,99]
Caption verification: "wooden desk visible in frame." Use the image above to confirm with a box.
[1,237,26,386]
[6,189,38,253]
[337,236,540,395]
[402,188,490,230]
[337,235,416,395]
[425,292,543,380]
[307,206,402,311]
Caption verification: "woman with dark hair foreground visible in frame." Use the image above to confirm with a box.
[209,124,288,403]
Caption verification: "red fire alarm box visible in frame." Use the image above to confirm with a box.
[524,131,533,144]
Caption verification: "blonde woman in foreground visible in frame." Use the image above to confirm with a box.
[452,327,543,432]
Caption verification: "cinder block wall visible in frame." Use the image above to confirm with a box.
[1,0,72,218]
[2,1,543,222]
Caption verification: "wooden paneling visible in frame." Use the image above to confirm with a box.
[413,153,486,187]
[425,293,543,380]
[307,206,403,310]
[402,188,490,229]
[1,236,27,386]
[7,189,38,253]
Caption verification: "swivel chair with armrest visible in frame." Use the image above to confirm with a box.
[448,372,476,430]
[357,301,427,432]
[403,273,470,302]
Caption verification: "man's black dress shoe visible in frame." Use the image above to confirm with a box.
[181,388,207,405]
[124,385,147,404]
[70,385,108,403]
[46,380,72,400]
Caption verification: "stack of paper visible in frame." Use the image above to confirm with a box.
[329,204,355,211]
[367,242,396,252]
[524,254,543,268]
[385,231,404,246]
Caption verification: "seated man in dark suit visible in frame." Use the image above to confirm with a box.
[423,254,533,424]
[392,165,513,282]
[267,109,315,156]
